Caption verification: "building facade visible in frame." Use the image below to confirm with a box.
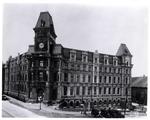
[131,76,147,105]
[3,12,133,109]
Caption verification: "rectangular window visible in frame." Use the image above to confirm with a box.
[88,75,91,83]
[70,53,76,61]
[113,77,116,83]
[83,75,85,82]
[39,72,43,80]
[108,88,111,94]
[83,64,86,71]
[82,86,85,95]
[94,76,97,83]
[118,77,120,83]
[104,76,106,83]
[95,66,97,72]
[77,64,80,71]
[109,76,111,83]
[70,87,74,95]
[104,87,106,94]
[77,75,80,83]
[76,86,80,95]
[94,87,97,95]
[117,88,120,94]
[82,55,87,62]
[99,87,101,94]
[113,88,115,94]
[71,74,74,82]
[95,58,97,63]
[99,76,102,83]
[64,86,67,96]
[64,73,68,82]
[88,87,91,95]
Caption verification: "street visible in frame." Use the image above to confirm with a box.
[2,96,147,118]
[2,101,45,117]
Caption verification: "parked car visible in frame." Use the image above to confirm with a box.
[108,110,125,118]
[100,109,111,118]
[91,108,100,117]
[2,95,9,101]
[58,101,68,109]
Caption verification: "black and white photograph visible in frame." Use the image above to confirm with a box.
[2,1,148,118]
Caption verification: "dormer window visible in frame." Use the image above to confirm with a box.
[41,19,45,27]
[70,51,76,61]
[82,54,88,63]
[113,57,118,66]
[104,56,109,65]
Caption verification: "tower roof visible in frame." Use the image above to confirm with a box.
[116,43,132,57]
[34,11,57,39]
[35,11,53,28]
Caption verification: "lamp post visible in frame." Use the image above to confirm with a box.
[38,96,43,110]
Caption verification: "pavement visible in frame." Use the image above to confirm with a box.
[2,101,46,118]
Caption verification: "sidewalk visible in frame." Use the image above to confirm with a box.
[7,96,88,118]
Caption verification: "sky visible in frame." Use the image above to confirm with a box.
[2,3,148,77]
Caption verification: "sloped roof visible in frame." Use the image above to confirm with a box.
[131,76,147,88]
[116,43,132,56]
[35,11,53,28]
[27,45,34,53]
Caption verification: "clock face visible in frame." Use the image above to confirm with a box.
[39,43,44,49]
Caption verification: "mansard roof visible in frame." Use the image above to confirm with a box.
[131,76,147,88]
[35,11,54,28]
[116,43,132,57]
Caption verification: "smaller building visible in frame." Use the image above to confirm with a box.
[131,76,147,105]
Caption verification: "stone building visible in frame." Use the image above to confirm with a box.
[3,11,133,108]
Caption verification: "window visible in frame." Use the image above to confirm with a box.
[70,53,76,61]
[108,87,111,94]
[109,76,111,83]
[104,59,107,65]
[77,75,80,83]
[82,86,85,95]
[88,75,91,83]
[113,77,116,83]
[113,88,115,94]
[99,87,101,94]
[88,87,91,95]
[77,64,80,70]
[105,67,107,73]
[83,75,85,82]
[71,64,74,70]
[83,64,86,71]
[104,76,106,83]
[64,86,67,95]
[117,88,120,94]
[64,73,68,82]
[94,87,97,95]
[99,76,102,83]
[40,61,44,67]
[95,58,98,63]
[104,87,106,94]
[76,86,80,95]
[94,76,97,83]
[118,77,120,83]
[95,66,97,72]
[82,55,87,62]
[71,74,74,82]
[70,87,74,95]
[39,72,43,80]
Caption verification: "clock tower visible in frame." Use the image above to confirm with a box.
[33,11,57,52]
[29,12,57,103]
